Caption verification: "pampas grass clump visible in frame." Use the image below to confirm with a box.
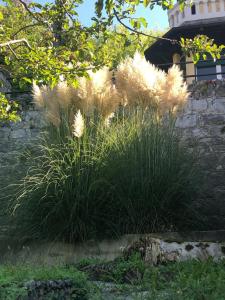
[9,53,200,242]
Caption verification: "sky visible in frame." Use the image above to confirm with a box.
[0,0,169,30]
[76,0,169,30]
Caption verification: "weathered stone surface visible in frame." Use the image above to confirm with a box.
[0,101,44,191]
[123,237,225,265]
[0,71,11,93]
[201,114,225,126]
[176,114,197,128]
[190,100,208,112]
[189,80,225,99]
[210,99,225,113]
[176,93,225,222]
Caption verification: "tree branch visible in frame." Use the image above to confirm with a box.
[0,39,32,50]
[17,0,43,23]
[113,8,178,44]
[12,23,43,38]
[17,0,52,31]
[8,45,20,60]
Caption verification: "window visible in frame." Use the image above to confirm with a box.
[222,65,225,78]
[170,15,174,27]
[207,0,213,12]
[191,4,196,14]
[175,11,179,23]
[216,0,221,12]
[199,1,204,13]
[196,66,217,80]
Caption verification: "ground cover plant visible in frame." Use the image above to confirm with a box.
[0,264,96,299]
[1,257,225,299]
[76,255,225,299]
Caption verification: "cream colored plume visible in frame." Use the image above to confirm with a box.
[159,65,188,113]
[77,67,120,118]
[33,53,188,130]
[116,52,166,107]
[73,110,84,138]
[116,52,188,113]
[33,82,44,108]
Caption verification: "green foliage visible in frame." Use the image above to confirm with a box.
[181,35,225,64]
[1,259,225,299]
[0,93,20,123]
[143,259,225,299]
[95,26,163,69]
[0,264,92,300]
[110,254,145,284]
[10,108,201,242]
[0,0,223,89]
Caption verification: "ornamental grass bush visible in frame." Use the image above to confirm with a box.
[9,53,201,242]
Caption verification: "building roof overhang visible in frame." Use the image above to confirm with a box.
[144,17,225,66]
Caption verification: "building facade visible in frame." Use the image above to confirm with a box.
[145,0,225,84]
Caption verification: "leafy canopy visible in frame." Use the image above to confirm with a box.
[0,0,224,89]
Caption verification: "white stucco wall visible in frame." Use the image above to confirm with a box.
[168,0,225,27]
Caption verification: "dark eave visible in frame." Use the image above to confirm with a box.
[144,17,225,66]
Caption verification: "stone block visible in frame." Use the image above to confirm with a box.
[190,128,208,139]
[175,114,197,128]
[201,114,225,126]
[10,129,27,139]
[210,99,225,113]
[190,100,208,112]
[0,127,11,139]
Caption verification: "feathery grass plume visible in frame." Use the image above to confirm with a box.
[159,65,188,113]
[73,110,84,138]
[116,52,166,108]
[77,67,120,118]
[33,82,79,128]
[33,82,44,108]
[116,52,188,113]
[33,67,119,128]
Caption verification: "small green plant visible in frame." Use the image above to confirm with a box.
[0,264,93,300]
[111,253,145,284]
[0,93,20,124]
[143,259,225,300]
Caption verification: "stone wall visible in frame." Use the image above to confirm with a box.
[0,96,44,189]
[0,70,11,94]
[176,81,225,228]
[0,94,44,231]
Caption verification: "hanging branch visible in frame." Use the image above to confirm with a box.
[17,0,43,23]
[113,8,178,44]
[0,39,32,50]
[17,0,52,31]
[12,23,43,38]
